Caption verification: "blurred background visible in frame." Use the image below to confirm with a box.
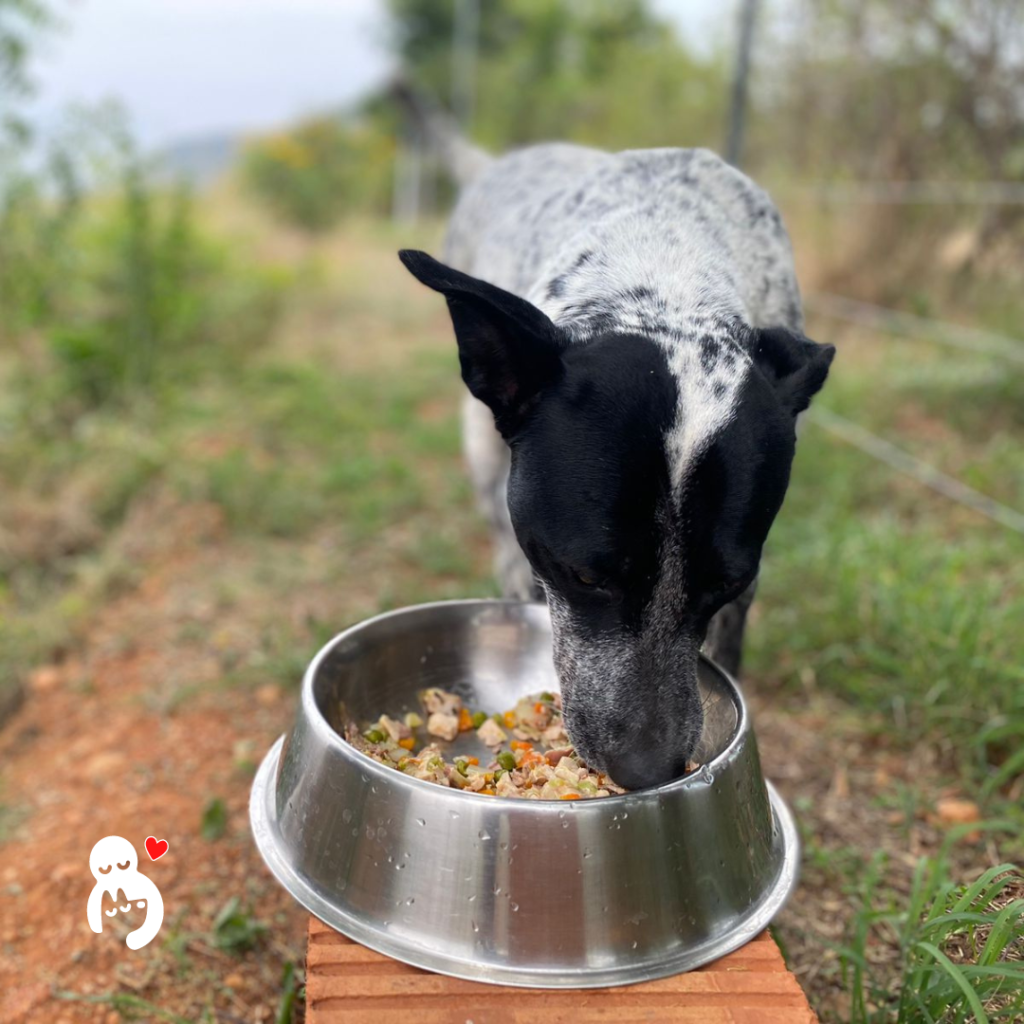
[1,2,1022,1022]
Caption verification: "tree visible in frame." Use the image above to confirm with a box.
[0,0,53,145]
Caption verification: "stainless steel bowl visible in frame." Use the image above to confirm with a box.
[250,599,798,988]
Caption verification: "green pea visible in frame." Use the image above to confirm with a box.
[471,710,487,729]
[497,751,516,772]
[364,728,385,743]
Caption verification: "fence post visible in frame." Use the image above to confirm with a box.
[726,0,760,168]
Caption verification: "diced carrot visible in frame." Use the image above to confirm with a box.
[510,741,533,751]
[503,710,516,728]
[398,737,416,750]
[534,702,545,714]
[466,756,479,765]
[458,708,473,731]
[480,787,496,796]
[560,793,581,800]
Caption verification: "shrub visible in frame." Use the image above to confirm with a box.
[242,115,395,233]
[0,108,287,418]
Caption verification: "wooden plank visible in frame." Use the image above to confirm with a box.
[305,916,819,1024]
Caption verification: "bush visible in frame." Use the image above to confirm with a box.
[242,115,395,232]
[0,109,287,418]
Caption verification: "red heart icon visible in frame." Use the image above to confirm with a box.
[145,836,168,861]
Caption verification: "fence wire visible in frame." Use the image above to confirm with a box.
[807,407,1024,536]
[806,293,1024,366]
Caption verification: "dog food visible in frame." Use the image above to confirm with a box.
[344,688,631,799]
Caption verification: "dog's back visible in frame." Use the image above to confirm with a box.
[443,143,803,337]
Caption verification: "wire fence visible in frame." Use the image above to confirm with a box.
[803,287,1024,536]
[807,407,1024,536]
[805,293,1024,365]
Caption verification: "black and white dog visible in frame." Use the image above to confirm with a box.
[399,114,834,790]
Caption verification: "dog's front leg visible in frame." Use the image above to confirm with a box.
[702,578,758,679]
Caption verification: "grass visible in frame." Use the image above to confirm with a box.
[836,832,1023,1023]
[748,323,1024,804]
[1,196,1021,1020]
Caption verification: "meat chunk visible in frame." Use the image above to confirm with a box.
[426,712,459,741]
[422,688,461,717]
[475,718,507,747]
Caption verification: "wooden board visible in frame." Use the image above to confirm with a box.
[306,917,818,1023]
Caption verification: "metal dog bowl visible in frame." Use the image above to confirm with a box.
[250,599,798,988]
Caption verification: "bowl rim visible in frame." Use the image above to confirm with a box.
[299,597,749,809]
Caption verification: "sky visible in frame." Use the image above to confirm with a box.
[27,0,734,150]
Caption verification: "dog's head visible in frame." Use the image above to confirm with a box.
[401,250,834,788]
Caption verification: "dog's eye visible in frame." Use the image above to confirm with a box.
[98,864,112,874]
[117,861,130,870]
[574,570,606,588]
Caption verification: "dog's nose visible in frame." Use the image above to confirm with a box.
[604,748,692,791]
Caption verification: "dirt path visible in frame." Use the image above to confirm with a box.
[0,503,309,1024]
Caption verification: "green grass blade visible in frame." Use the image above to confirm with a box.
[978,899,1024,967]
[914,940,990,1024]
[951,864,1020,913]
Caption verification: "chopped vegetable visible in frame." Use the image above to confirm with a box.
[471,710,488,729]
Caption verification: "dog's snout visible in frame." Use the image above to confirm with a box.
[603,747,694,791]
[564,696,703,792]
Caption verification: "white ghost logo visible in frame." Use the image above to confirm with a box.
[86,836,164,950]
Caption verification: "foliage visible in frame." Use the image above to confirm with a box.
[200,797,228,841]
[1,112,286,415]
[837,835,1023,1023]
[0,107,289,705]
[387,0,726,151]
[211,897,268,954]
[757,0,1024,183]
[0,0,52,143]
[242,115,395,232]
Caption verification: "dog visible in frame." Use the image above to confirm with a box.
[397,96,834,789]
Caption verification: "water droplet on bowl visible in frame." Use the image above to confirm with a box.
[406,897,415,905]
[478,830,491,841]
[510,902,519,912]
[449,810,460,820]
[342,808,352,823]
[415,818,425,827]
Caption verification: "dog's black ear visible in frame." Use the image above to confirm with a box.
[752,327,836,415]
[399,249,568,436]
